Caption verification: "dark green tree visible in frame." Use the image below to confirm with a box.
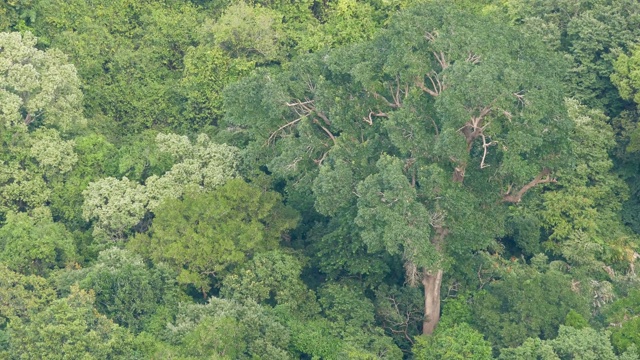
[413,322,492,360]
[163,297,291,359]
[5,286,141,359]
[0,210,76,276]
[33,0,203,133]
[224,1,571,334]
[470,255,590,349]
[499,326,639,360]
[52,248,184,333]
[507,0,640,113]
[129,179,299,297]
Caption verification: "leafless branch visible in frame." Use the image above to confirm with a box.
[459,105,493,150]
[314,151,328,166]
[373,76,406,109]
[503,168,557,203]
[425,31,438,42]
[415,71,446,97]
[363,110,388,125]
[478,265,488,290]
[285,157,303,171]
[286,99,314,107]
[466,52,481,64]
[286,98,330,125]
[427,116,439,135]
[514,91,527,106]
[433,51,449,70]
[571,279,581,292]
[480,133,497,169]
[268,115,307,144]
[405,261,420,287]
[313,119,336,145]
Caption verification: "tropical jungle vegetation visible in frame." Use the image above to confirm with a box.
[1,0,640,358]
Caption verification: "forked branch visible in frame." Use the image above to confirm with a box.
[514,91,527,106]
[459,105,493,150]
[503,168,557,203]
[466,52,481,64]
[270,98,333,144]
[268,115,307,144]
[416,71,446,97]
[479,133,497,169]
[373,76,407,109]
[363,110,388,125]
[433,51,449,70]
[425,31,438,42]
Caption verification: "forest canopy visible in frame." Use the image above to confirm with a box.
[1,0,640,359]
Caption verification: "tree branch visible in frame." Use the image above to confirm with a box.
[363,110,388,125]
[372,76,406,108]
[503,168,557,203]
[466,52,481,64]
[313,118,336,145]
[415,71,446,97]
[480,133,497,169]
[459,105,493,150]
[424,31,438,42]
[433,51,449,70]
[268,115,307,144]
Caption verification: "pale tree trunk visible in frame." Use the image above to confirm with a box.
[422,269,443,335]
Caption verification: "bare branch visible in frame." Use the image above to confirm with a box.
[363,110,388,125]
[24,113,33,125]
[313,119,336,145]
[479,133,497,169]
[286,98,330,125]
[465,52,481,64]
[502,110,513,122]
[416,71,446,97]
[503,168,557,203]
[285,99,314,107]
[373,91,400,108]
[425,31,438,42]
[316,111,331,126]
[433,51,449,70]
[285,157,303,171]
[275,98,334,144]
[314,151,328,166]
[268,115,307,144]
[459,105,493,150]
[405,261,420,287]
[514,91,527,106]
[373,76,407,109]
[427,116,440,135]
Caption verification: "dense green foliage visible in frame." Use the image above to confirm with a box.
[1,0,640,358]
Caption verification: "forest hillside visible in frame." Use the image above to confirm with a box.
[1,0,640,358]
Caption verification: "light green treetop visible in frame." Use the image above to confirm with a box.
[0,127,77,216]
[82,176,148,241]
[29,128,78,174]
[0,31,84,130]
[164,297,291,359]
[206,2,283,62]
[145,133,239,209]
[0,32,81,217]
[82,133,239,240]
